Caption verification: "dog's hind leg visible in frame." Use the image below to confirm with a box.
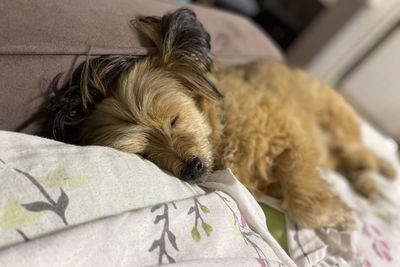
[257,105,355,229]
[317,86,396,198]
[272,135,356,230]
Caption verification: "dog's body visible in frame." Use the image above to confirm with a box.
[49,8,395,229]
[211,61,396,228]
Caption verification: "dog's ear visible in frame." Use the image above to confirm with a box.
[49,56,138,142]
[134,8,223,101]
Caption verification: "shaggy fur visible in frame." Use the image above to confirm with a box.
[48,8,396,229]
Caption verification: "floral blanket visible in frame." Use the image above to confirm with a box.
[334,122,400,266]
[0,131,292,266]
[0,120,399,267]
[257,122,400,267]
[0,190,288,266]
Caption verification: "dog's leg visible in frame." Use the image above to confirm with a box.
[273,136,356,230]
[249,104,356,230]
[318,88,396,198]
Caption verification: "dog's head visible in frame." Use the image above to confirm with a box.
[50,8,222,182]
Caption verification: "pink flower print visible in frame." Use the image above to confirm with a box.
[370,224,382,236]
[381,240,389,250]
[363,223,392,263]
[362,259,372,267]
[240,213,248,228]
[362,223,381,238]
[372,240,392,262]
[362,225,371,238]
[257,258,267,267]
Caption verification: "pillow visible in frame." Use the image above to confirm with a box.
[0,130,204,249]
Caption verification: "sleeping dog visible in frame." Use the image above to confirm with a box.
[48,8,396,229]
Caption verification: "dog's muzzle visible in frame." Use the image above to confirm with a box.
[181,157,205,181]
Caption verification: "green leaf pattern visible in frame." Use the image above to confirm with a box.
[202,222,213,237]
[200,205,210,213]
[191,227,201,242]
[1,155,273,266]
[0,159,92,242]
[146,192,274,266]
[188,198,213,242]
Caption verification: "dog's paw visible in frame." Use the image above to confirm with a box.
[350,172,379,199]
[377,157,397,180]
[282,191,356,231]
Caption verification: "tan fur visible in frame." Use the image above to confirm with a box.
[77,58,396,229]
[80,58,215,179]
[54,9,396,229]
[209,61,396,228]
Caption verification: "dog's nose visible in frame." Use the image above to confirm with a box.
[182,157,205,181]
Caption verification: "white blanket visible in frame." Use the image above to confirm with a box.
[0,120,399,266]
[0,132,294,266]
[0,189,289,267]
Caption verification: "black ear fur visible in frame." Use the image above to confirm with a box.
[134,8,223,101]
[160,9,211,70]
[48,56,139,142]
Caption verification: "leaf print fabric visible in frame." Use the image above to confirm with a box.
[145,192,284,265]
[0,191,288,267]
[149,203,179,264]
[0,159,78,243]
[0,199,41,230]
[0,121,399,266]
[188,198,213,242]
[0,131,288,266]
[36,167,91,188]
[0,130,203,249]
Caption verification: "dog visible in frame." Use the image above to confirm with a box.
[47,8,396,229]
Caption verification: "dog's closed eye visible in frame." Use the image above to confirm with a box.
[171,115,179,128]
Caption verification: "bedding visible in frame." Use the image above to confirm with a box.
[0,190,289,267]
[0,121,399,266]
[329,122,400,267]
[0,131,203,249]
[259,122,400,267]
[0,131,294,266]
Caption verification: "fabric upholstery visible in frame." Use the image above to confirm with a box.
[0,0,282,134]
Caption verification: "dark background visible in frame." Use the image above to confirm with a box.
[192,0,327,50]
